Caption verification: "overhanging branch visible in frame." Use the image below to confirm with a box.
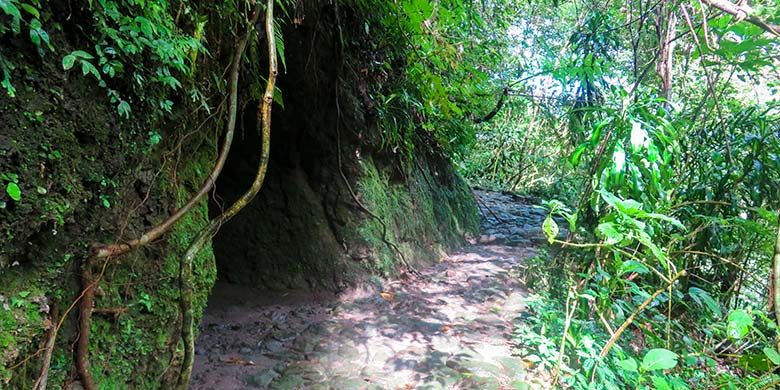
[474,86,509,124]
[700,0,780,37]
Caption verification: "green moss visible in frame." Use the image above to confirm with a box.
[75,139,217,389]
[354,154,478,276]
[0,283,47,386]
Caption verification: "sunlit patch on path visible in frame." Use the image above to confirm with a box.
[191,190,549,389]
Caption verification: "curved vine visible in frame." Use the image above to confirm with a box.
[175,0,277,387]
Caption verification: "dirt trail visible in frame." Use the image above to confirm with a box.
[190,190,551,389]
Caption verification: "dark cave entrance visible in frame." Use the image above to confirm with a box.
[202,3,362,295]
[205,86,351,292]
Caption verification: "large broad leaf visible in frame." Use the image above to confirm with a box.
[688,287,722,317]
[599,190,643,216]
[727,310,753,340]
[738,353,772,372]
[617,357,638,373]
[641,348,678,371]
[597,222,623,245]
[542,215,559,244]
[763,347,780,365]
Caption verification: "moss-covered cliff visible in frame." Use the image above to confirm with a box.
[0,1,478,388]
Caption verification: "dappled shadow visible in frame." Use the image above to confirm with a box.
[190,191,542,389]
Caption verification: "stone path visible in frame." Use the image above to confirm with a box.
[190,190,551,389]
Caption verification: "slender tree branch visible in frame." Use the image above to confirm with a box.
[474,86,509,124]
[699,0,780,37]
[75,263,97,390]
[32,305,58,390]
[591,270,687,382]
[773,216,780,350]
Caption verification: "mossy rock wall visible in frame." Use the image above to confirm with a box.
[0,3,229,387]
[210,1,479,290]
[0,77,218,389]
[0,61,219,388]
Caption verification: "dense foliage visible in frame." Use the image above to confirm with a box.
[2,0,779,388]
[311,1,780,387]
[452,0,780,388]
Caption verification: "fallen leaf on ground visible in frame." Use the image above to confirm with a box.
[224,357,255,366]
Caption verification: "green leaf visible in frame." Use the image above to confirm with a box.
[651,375,673,390]
[636,230,668,265]
[644,213,686,230]
[570,143,588,166]
[5,182,21,201]
[542,215,559,244]
[20,3,38,18]
[599,190,643,216]
[618,260,650,275]
[763,347,780,365]
[134,16,154,37]
[688,287,722,317]
[273,86,284,109]
[727,309,753,340]
[28,18,42,46]
[0,0,22,32]
[641,348,678,371]
[62,54,76,70]
[562,211,577,231]
[274,19,287,74]
[71,50,94,60]
[81,61,100,79]
[617,357,638,373]
[117,101,131,118]
[597,222,623,244]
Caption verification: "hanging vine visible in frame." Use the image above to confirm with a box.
[175,0,277,387]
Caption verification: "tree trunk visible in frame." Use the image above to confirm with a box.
[773,215,780,350]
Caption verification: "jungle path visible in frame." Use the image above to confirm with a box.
[190,190,550,389]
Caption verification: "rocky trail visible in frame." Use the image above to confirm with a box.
[190,190,553,389]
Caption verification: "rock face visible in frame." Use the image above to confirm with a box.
[0,0,477,388]
[209,1,479,290]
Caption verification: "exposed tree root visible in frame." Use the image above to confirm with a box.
[175,1,275,388]
[88,6,256,260]
[32,305,58,390]
[76,259,97,390]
